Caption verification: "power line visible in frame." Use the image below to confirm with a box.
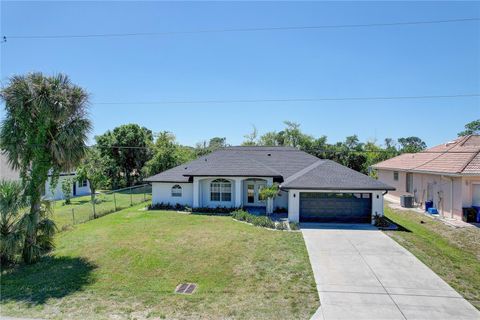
[3,17,479,40]
[3,143,478,154]
[94,93,480,105]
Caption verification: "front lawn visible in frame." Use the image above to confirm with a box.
[1,205,319,319]
[384,206,480,310]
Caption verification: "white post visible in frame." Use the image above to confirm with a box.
[288,190,299,222]
[235,178,242,208]
[193,178,200,208]
[266,178,274,214]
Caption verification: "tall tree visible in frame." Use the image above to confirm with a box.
[458,119,480,136]
[76,148,109,218]
[397,136,427,153]
[143,131,179,177]
[0,73,91,263]
[96,124,153,187]
[242,125,259,146]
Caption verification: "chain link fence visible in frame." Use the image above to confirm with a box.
[51,184,152,231]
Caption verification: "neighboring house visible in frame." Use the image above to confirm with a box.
[372,135,480,220]
[145,146,394,223]
[0,152,90,201]
[42,173,91,201]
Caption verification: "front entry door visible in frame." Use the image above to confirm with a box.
[246,182,267,206]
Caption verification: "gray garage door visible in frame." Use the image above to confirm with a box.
[300,192,372,223]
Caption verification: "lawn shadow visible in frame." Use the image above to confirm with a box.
[1,256,96,305]
[383,216,412,233]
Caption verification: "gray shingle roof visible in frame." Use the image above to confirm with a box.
[145,146,318,182]
[144,146,394,191]
[281,160,395,191]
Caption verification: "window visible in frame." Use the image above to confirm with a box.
[211,179,232,202]
[79,179,87,187]
[393,171,399,181]
[171,185,182,197]
[247,184,255,203]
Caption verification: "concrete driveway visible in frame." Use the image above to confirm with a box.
[302,223,480,320]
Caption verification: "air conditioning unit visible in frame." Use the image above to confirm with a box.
[400,195,414,208]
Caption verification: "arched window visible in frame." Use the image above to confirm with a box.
[171,185,182,197]
[210,179,231,202]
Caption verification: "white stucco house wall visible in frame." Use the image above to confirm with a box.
[43,173,91,201]
[0,153,91,201]
[145,146,394,224]
[372,135,480,220]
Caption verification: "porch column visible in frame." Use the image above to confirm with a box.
[266,178,274,214]
[235,178,242,208]
[193,177,200,208]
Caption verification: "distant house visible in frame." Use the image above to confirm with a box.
[0,153,91,201]
[145,146,393,224]
[372,135,480,220]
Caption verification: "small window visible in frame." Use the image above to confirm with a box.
[393,171,399,181]
[171,185,182,197]
[79,179,87,187]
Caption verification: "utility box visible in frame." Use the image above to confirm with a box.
[400,195,414,208]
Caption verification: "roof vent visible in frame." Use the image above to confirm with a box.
[175,283,197,294]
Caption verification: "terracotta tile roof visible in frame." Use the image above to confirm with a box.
[372,135,480,175]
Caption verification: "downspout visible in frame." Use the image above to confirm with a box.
[441,175,454,218]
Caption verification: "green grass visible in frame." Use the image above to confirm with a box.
[1,205,319,319]
[384,206,480,310]
[51,186,152,230]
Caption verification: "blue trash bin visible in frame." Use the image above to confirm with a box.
[472,206,480,223]
[425,201,433,212]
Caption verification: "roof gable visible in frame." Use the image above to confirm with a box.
[372,135,480,175]
[282,160,394,190]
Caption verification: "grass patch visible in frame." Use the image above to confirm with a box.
[384,206,480,310]
[51,186,152,230]
[1,204,319,319]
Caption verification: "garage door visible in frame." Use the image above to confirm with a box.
[300,192,372,223]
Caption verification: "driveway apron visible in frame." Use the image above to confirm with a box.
[302,223,480,320]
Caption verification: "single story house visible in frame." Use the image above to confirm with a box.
[372,135,480,220]
[145,146,394,223]
[0,153,91,201]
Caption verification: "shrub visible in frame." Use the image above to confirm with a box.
[61,178,74,205]
[373,214,390,228]
[275,221,287,230]
[289,222,300,230]
[231,210,276,229]
[192,206,238,215]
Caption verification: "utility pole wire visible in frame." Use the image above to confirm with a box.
[94,93,480,105]
[3,17,479,40]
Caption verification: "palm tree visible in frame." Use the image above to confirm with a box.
[0,73,91,263]
[0,180,28,265]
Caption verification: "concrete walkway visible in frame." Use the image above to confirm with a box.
[302,223,480,320]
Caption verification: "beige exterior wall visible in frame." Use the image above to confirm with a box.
[377,169,406,196]
[376,168,478,220]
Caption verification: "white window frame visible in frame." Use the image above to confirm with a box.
[79,179,88,187]
[210,179,232,202]
[171,184,182,197]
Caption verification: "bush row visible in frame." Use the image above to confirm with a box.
[148,202,238,215]
[231,209,298,231]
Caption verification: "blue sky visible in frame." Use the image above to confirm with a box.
[1,1,479,147]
